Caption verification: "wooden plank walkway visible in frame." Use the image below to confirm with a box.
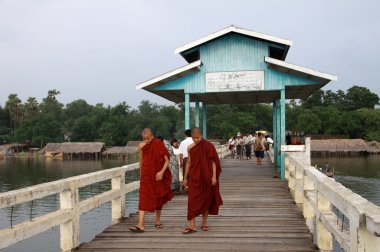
[77,156,318,252]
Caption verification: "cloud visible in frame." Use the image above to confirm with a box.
[0,0,379,107]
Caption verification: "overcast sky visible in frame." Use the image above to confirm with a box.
[0,0,379,107]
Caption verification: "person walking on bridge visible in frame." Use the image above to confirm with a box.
[182,128,223,234]
[243,133,253,159]
[179,129,194,192]
[129,128,173,233]
[254,132,265,165]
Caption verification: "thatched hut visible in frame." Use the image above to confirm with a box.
[43,142,106,159]
[0,144,28,158]
[311,139,380,156]
[44,143,62,157]
[102,146,130,160]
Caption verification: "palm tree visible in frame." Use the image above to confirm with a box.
[24,97,39,118]
[5,94,22,135]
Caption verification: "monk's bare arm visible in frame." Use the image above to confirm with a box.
[179,154,184,167]
[138,142,145,179]
[156,154,169,181]
[211,160,217,186]
[183,144,194,187]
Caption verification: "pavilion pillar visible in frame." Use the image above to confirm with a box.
[202,102,207,139]
[195,98,200,127]
[185,93,190,130]
[272,100,277,166]
[276,99,281,173]
[280,89,286,179]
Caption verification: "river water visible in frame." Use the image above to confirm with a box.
[312,155,380,206]
[1,155,379,252]
[0,158,140,252]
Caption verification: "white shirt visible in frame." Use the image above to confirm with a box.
[173,148,180,155]
[266,137,274,144]
[178,137,194,158]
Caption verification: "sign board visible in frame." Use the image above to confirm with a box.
[281,145,305,152]
[205,71,264,92]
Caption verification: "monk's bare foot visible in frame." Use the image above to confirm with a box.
[201,225,209,231]
[155,223,164,229]
[129,226,144,232]
[182,227,197,234]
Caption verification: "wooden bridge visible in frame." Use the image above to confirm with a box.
[1,142,380,252]
[77,158,317,252]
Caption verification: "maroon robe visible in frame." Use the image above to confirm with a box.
[187,139,223,220]
[139,138,173,212]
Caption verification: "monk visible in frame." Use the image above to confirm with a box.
[182,127,223,234]
[129,128,173,232]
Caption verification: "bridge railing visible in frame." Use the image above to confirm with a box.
[278,138,380,252]
[0,162,140,251]
[0,143,229,252]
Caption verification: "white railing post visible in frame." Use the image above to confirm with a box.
[60,182,80,252]
[285,157,289,179]
[294,161,304,206]
[316,191,333,251]
[111,172,126,224]
[303,172,316,235]
[358,213,380,252]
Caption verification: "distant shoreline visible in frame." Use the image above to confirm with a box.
[311,139,380,155]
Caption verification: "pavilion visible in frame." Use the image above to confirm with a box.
[136,25,337,178]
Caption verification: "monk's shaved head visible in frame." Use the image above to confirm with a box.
[191,127,202,136]
[142,128,153,136]
[142,128,154,143]
[191,127,203,144]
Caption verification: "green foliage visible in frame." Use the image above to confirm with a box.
[295,110,321,134]
[289,86,380,139]
[1,85,380,145]
[345,86,379,110]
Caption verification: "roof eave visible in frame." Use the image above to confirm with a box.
[135,60,202,90]
[264,57,338,82]
[174,25,293,55]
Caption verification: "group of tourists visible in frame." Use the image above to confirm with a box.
[129,128,223,234]
[228,132,273,165]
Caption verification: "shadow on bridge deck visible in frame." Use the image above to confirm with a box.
[77,156,318,251]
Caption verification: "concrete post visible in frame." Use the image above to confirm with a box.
[60,183,80,252]
[202,102,207,139]
[280,89,286,179]
[111,172,126,224]
[195,99,200,127]
[316,192,333,251]
[272,100,277,167]
[303,181,315,235]
[276,99,281,173]
[304,137,311,165]
[185,93,190,130]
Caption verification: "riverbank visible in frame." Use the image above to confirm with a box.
[311,139,380,155]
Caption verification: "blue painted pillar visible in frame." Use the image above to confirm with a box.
[272,100,277,166]
[185,93,190,130]
[202,101,207,139]
[276,99,281,173]
[280,89,286,179]
[195,98,200,127]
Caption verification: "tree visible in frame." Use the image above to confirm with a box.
[345,86,379,110]
[302,89,324,108]
[24,97,39,118]
[295,110,321,134]
[5,94,22,134]
[39,89,64,120]
[14,114,62,146]
[71,116,96,142]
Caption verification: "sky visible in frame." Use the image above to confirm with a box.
[0,0,379,107]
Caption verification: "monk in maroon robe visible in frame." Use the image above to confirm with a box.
[182,127,223,234]
[129,128,173,232]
